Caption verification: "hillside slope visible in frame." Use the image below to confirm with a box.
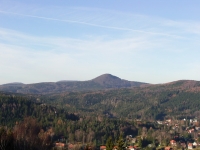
[39,79,200,120]
[0,91,79,126]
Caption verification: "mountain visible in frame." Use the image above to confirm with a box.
[0,74,148,94]
[92,74,145,88]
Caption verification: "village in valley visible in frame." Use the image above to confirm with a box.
[54,117,200,150]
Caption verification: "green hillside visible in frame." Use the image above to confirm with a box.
[40,80,200,120]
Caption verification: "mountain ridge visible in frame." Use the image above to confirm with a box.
[0,74,199,94]
[0,74,147,94]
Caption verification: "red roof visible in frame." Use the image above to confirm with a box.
[165,146,171,150]
[170,140,176,143]
[55,143,65,147]
[188,143,193,146]
[68,144,74,149]
[100,146,106,149]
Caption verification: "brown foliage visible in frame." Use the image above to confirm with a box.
[12,117,52,150]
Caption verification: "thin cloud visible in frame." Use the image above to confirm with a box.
[0,27,154,53]
[0,10,183,38]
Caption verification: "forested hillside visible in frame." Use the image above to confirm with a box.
[40,80,200,120]
[0,92,137,148]
[1,79,200,149]
[0,92,79,126]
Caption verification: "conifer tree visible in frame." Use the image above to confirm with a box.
[106,136,114,150]
[116,134,124,150]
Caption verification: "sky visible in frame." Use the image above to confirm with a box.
[1,0,200,84]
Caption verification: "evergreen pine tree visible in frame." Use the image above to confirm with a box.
[117,134,124,150]
[106,136,114,150]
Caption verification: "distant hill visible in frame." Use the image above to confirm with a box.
[2,82,24,86]
[92,74,145,88]
[0,74,148,94]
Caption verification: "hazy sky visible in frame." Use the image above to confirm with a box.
[1,0,200,84]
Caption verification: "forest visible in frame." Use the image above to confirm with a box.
[1,79,200,149]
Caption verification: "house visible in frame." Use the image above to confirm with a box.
[148,144,153,148]
[166,119,172,123]
[180,142,186,148]
[188,129,195,133]
[126,135,133,141]
[165,146,171,150]
[131,138,136,144]
[170,140,177,146]
[195,127,200,131]
[127,146,135,150]
[127,146,137,150]
[68,143,74,150]
[175,124,179,127]
[190,119,198,124]
[193,142,197,147]
[55,142,66,149]
[188,143,193,149]
[87,146,93,150]
[193,119,198,123]
[172,126,176,130]
[100,146,106,150]
[157,121,163,125]
[126,135,132,139]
